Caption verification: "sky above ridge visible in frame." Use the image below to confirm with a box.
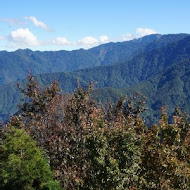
[0,0,189,51]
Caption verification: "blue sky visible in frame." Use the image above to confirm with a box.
[0,0,189,51]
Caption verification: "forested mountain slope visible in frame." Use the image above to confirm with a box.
[95,58,190,124]
[0,34,188,86]
[0,35,190,123]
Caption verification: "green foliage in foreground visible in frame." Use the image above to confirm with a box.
[2,76,190,189]
[0,127,61,190]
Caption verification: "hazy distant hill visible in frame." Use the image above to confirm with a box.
[0,34,190,123]
[0,33,188,86]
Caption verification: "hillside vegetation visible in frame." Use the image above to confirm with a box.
[1,76,190,189]
[0,34,188,86]
[0,34,190,124]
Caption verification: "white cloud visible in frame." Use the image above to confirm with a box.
[76,35,109,48]
[52,37,71,45]
[122,33,133,41]
[50,35,109,49]
[78,36,99,46]
[2,18,25,26]
[0,35,5,40]
[136,27,157,37]
[25,16,51,31]
[99,35,109,43]
[10,28,39,48]
[1,26,158,51]
[122,28,158,42]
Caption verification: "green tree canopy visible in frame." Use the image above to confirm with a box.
[0,126,61,190]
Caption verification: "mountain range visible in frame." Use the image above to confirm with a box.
[0,33,190,124]
[1,33,188,86]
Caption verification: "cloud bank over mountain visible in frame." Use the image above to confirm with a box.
[0,16,158,51]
